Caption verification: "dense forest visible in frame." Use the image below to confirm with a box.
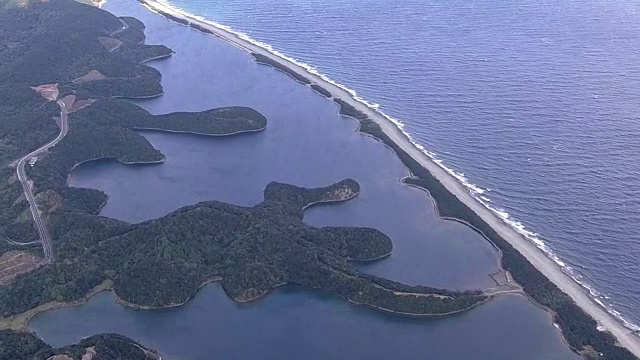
[252,53,313,85]
[0,179,486,319]
[311,84,332,98]
[104,179,485,312]
[0,330,49,360]
[0,0,165,244]
[0,330,160,360]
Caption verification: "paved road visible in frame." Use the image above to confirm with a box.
[4,238,39,246]
[8,18,125,265]
[15,100,68,266]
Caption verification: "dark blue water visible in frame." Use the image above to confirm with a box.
[27,0,581,358]
[158,0,640,327]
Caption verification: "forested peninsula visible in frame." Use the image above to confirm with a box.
[0,0,496,358]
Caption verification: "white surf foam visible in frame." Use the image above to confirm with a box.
[150,0,640,335]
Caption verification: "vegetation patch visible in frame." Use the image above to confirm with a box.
[251,53,312,85]
[311,84,332,98]
[104,179,485,313]
[0,329,50,360]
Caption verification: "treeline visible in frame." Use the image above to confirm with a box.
[0,330,50,360]
[263,179,358,209]
[0,0,178,246]
[0,330,160,360]
[135,0,189,26]
[34,333,160,360]
[84,99,267,134]
[311,84,332,98]
[251,53,312,85]
[0,84,59,163]
[0,0,122,85]
[313,227,391,261]
[119,44,173,64]
[189,22,214,35]
[93,179,485,314]
[0,0,272,318]
[29,119,164,213]
[0,0,274,313]
[333,98,636,359]
[70,76,164,99]
[112,16,146,44]
[0,213,129,317]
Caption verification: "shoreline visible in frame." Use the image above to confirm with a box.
[1,278,222,331]
[135,0,640,356]
[132,123,267,137]
[66,156,166,186]
[8,273,482,332]
[0,280,114,331]
[64,124,268,190]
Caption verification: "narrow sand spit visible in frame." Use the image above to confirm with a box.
[132,1,640,356]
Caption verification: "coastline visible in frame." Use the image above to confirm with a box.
[11,273,476,333]
[66,156,166,186]
[134,0,640,357]
[2,277,222,331]
[0,280,114,331]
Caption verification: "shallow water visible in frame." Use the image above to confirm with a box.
[29,1,579,358]
[159,0,640,327]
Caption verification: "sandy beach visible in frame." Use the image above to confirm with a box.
[137,0,640,356]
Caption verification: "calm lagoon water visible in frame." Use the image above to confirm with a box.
[29,1,579,359]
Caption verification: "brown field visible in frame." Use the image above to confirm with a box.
[30,83,59,101]
[0,251,40,285]
[72,69,107,83]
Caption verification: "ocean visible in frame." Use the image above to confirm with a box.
[156,0,640,329]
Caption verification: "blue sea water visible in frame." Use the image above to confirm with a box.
[158,0,640,328]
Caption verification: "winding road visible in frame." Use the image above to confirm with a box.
[14,100,68,266]
[7,18,127,266]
